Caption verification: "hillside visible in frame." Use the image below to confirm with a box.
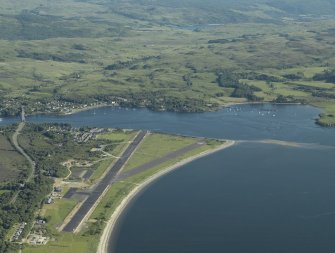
[0,0,334,125]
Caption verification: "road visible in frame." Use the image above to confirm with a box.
[63,130,147,232]
[12,122,36,182]
[10,122,36,204]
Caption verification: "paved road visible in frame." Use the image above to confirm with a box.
[10,122,36,204]
[117,141,205,181]
[63,130,147,232]
[12,122,36,182]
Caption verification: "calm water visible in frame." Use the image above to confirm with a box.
[1,104,335,252]
[111,144,335,253]
[1,104,333,144]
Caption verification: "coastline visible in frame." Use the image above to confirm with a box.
[23,101,304,117]
[96,140,235,253]
[63,104,110,115]
[65,101,304,117]
[220,101,302,108]
[50,102,334,128]
[3,102,331,129]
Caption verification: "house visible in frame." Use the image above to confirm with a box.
[54,187,62,193]
[45,197,53,204]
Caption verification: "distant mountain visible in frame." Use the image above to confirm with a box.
[1,0,334,40]
[131,0,335,15]
[107,0,335,25]
[267,0,335,15]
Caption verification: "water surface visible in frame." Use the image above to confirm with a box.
[1,104,335,252]
[111,143,335,253]
[1,104,333,144]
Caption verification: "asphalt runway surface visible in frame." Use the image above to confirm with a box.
[63,131,146,232]
[117,141,205,181]
[63,187,77,199]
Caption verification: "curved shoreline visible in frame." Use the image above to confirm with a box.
[67,101,303,116]
[1,102,330,129]
[96,140,235,253]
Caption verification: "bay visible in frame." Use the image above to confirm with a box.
[1,104,335,252]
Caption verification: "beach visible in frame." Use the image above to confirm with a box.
[96,140,235,253]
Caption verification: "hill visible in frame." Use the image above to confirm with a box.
[0,0,334,125]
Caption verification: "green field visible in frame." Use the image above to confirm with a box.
[42,198,78,230]
[88,130,138,181]
[97,129,137,157]
[0,124,146,253]
[97,130,137,142]
[1,0,335,251]
[122,133,198,172]
[0,0,334,125]
[19,127,139,253]
[23,233,99,253]
[0,1,334,252]
[22,131,226,253]
[0,132,27,182]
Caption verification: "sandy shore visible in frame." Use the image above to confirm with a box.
[63,104,109,115]
[96,140,235,253]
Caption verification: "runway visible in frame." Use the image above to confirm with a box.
[62,130,147,232]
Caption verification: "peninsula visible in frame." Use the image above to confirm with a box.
[0,123,233,253]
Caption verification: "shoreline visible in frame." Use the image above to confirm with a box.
[71,101,303,113]
[220,101,302,108]
[62,103,110,115]
[8,101,303,118]
[96,140,235,253]
[2,102,331,129]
